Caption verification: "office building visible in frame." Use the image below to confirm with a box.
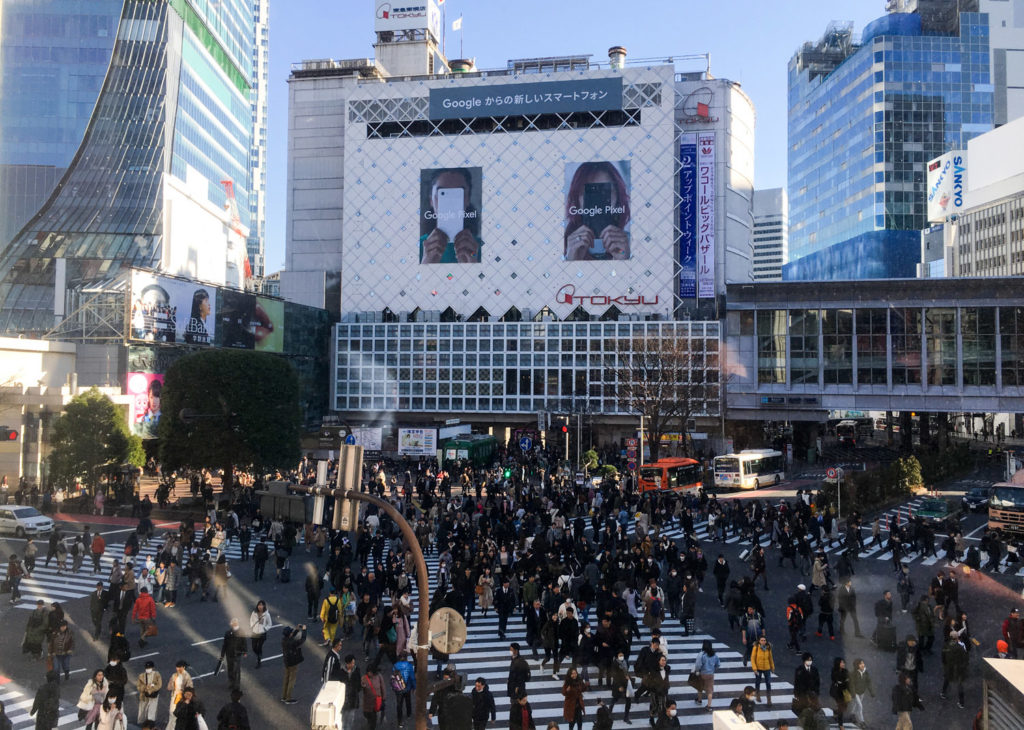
[922,114,1024,277]
[283,2,760,442]
[752,187,788,281]
[0,0,259,335]
[248,0,270,278]
[786,2,1006,280]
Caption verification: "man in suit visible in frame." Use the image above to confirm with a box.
[112,579,136,630]
[494,579,516,640]
[525,599,547,660]
[90,581,108,639]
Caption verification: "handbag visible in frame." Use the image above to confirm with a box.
[686,671,702,691]
[144,622,158,637]
[475,584,484,595]
[196,714,209,730]
[842,689,852,704]
[366,677,383,712]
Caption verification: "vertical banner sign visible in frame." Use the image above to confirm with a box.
[696,132,716,299]
[678,134,698,299]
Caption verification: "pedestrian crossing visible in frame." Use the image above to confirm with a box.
[0,679,78,729]
[373,553,823,729]
[8,532,303,610]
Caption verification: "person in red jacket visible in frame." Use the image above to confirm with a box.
[131,587,157,649]
[1001,607,1024,659]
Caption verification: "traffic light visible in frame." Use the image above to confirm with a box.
[503,467,512,479]
[561,425,568,433]
[1,428,16,441]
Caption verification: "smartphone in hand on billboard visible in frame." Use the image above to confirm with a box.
[436,187,466,242]
[582,182,613,256]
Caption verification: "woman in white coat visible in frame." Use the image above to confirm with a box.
[76,669,109,730]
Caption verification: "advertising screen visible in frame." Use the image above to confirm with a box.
[216,289,256,349]
[342,65,678,317]
[563,161,631,261]
[350,427,383,451]
[129,271,216,346]
[127,372,164,439]
[397,427,437,456]
[255,296,284,352]
[419,167,483,264]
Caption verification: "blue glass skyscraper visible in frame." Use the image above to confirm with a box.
[0,0,258,334]
[785,4,994,280]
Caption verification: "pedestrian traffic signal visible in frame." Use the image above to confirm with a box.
[503,467,512,479]
[1,428,16,441]
[561,425,568,433]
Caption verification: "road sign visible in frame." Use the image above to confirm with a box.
[626,438,638,448]
[429,607,467,655]
[826,467,837,479]
[627,461,637,471]
[344,434,356,445]
[519,436,533,452]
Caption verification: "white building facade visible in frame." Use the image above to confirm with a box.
[752,187,788,281]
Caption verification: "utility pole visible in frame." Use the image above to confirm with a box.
[294,445,432,730]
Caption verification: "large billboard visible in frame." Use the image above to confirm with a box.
[129,271,285,351]
[342,65,677,317]
[927,151,967,223]
[129,271,216,345]
[397,427,436,456]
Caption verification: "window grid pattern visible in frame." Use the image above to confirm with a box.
[1000,307,1024,386]
[334,320,721,416]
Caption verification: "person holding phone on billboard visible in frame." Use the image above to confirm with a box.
[564,161,631,261]
[420,168,482,264]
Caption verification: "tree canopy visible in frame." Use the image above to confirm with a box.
[614,336,714,462]
[49,388,144,490]
[158,349,301,483]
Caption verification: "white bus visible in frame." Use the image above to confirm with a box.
[713,449,786,490]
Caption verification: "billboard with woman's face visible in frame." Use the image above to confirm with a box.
[129,271,216,346]
[419,167,482,264]
[563,161,631,261]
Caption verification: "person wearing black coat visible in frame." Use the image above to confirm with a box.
[493,580,516,640]
[30,671,61,730]
[793,652,820,714]
[524,600,547,660]
[470,677,497,730]
[592,698,614,730]
[89,583,108,640]
[506,643,531,700]
[280,625,306,704]
[215,689,251,730]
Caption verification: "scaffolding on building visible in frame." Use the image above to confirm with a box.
[795,21,857,81]
[42,275,127,343]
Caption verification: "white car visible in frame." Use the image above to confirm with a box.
[0,506,54,537]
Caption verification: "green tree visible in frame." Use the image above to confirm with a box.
[583,448,599,471]
[49,388,144,491]
[158,350,301,486]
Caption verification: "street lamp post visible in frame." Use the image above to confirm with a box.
[292,451,432,730]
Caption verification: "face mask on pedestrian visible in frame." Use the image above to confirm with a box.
[804,660,812,669]
[669,709,677,717]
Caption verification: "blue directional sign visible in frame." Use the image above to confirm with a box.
[344,434,356,445]
[519,436,533,452]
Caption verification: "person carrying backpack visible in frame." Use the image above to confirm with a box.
[319,587,342,646]
[391,655,415,724]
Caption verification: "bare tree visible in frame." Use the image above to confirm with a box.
[614,336,712,462]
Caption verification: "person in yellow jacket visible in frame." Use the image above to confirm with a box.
[319,586,343,645]
[749,633,776,707]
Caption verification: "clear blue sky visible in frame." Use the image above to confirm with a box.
[264,0,884,272]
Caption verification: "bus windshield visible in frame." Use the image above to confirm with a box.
[715,458,739,472]
[992,487,1024,510]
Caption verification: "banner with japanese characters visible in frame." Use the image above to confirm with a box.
[429,77,622,120]
[696,132,716,299]
[678,134,697,299]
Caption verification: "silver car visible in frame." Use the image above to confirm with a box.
[0,506,54,537]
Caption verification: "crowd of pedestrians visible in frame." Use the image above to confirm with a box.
[4,449,1010,730]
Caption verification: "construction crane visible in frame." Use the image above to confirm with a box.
[221,179,252,279]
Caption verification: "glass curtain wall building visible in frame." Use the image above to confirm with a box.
[786,7,994,280]
[0,0,255,335]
